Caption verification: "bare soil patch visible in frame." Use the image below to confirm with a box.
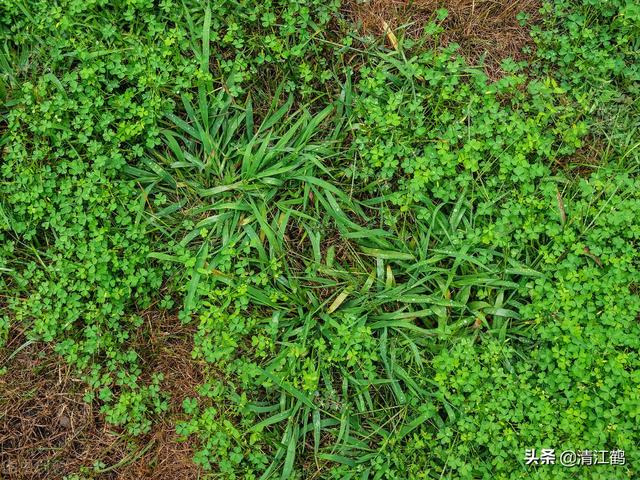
[345,0,541,78]
[0,312,204,479]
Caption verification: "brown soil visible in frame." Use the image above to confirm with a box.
[117,311,205,480]
[548,133,605,180]
[0,312,204,480]
[345,0,541,78]
[556,135,605,178]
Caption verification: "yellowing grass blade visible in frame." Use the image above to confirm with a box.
[382,20,398,50]
[327,289,350,314]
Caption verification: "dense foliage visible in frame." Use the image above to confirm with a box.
[1,0,638,478]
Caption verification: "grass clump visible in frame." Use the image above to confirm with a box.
[0,0,639,479]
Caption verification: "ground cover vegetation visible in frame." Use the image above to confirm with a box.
[0,0,638,478]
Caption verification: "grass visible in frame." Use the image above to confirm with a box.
[1,0,639,479]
